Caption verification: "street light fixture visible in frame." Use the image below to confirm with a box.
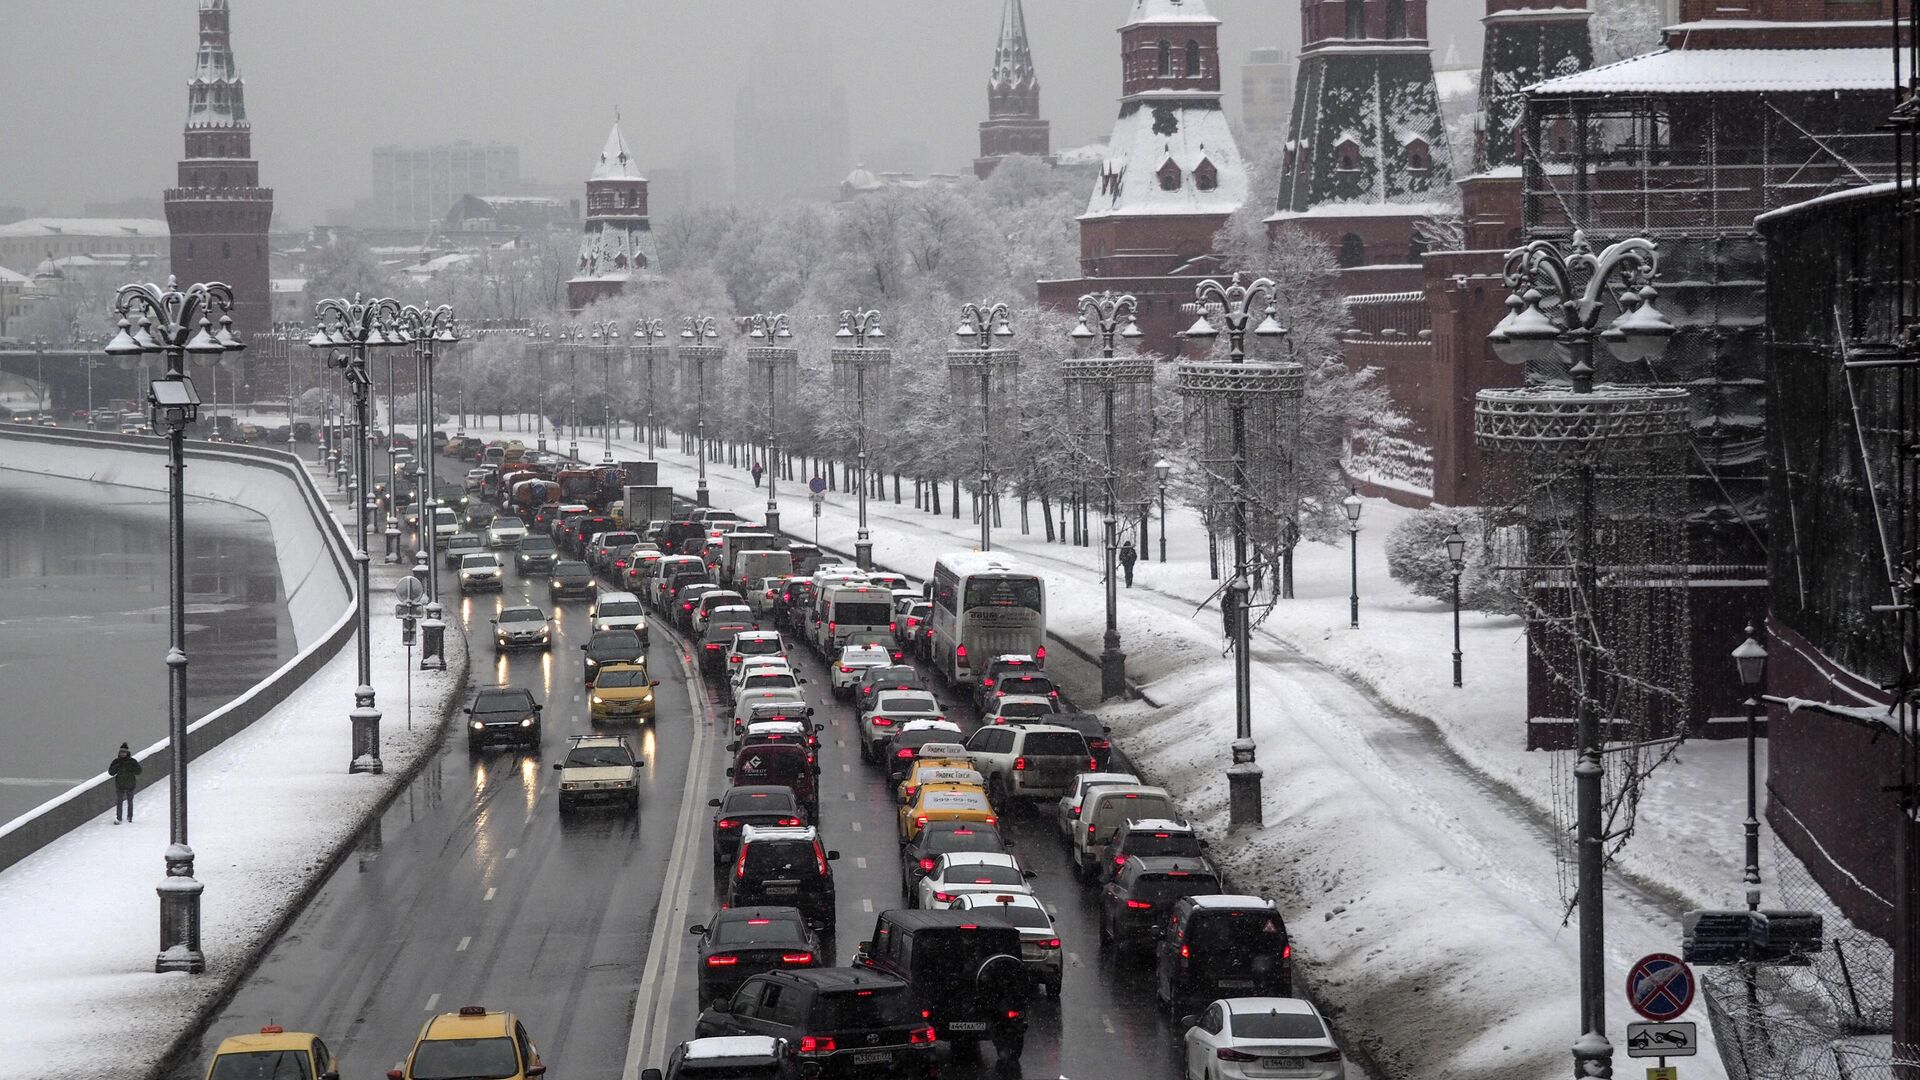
[745,313,797,533]
[1342,490,1363,629]
[632,319,668,459]
[948,302,1017,553]
[525,322,552,452]
[395,304,456,673]
[1444,526,1467,686]
[1154,457,1171,562]
[557,324,584,462]
[108,274,240,974]
[309,293,404,775]
[1071,291,1149,701]
[588,320,620,463]
[1733,627,1768,909]
[681,316,723,507]
[832,310,888,569]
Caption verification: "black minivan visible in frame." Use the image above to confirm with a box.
[1155,894,1293,1013]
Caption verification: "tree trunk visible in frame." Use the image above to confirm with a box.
[930,479,942,516]
[1040,493,1055,542]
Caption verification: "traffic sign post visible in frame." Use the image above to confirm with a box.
[1627,953,1696,1023]
[1626,1020,1697,1058]
[810,492,823,544]
[808,476,827,495]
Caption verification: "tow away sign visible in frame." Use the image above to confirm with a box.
[1627,1020,1698,1058]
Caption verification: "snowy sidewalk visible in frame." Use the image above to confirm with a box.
[473,419,1759,1077]
[3,457,469,1080]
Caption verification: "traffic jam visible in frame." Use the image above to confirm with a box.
[195,443,1347,1080]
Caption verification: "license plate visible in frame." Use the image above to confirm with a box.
[1262,1058,1309,1072]
[948,1021,988,1033]
[852,1051,890,1065]
[1218,979,1256,988]
[765,884,797,894]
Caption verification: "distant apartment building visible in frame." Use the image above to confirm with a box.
[371,141,521,228]
[1240,47,1294,146]
[0,218,170,275]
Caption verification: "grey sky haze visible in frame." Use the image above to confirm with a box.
[0,1,1483,227]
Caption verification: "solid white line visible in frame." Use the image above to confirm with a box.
[425,993,440,1011]
[456,936,471,952]
[504,847,517,860]
[483,887,496,902]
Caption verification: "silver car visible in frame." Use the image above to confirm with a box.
[492,606,551,652]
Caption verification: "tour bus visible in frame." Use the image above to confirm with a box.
[928,552,1047,687]
[812,582,896,654]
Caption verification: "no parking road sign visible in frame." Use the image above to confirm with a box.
[1626,953,1696,1022]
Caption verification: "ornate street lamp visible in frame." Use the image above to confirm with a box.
[832,310,889,569]
[745,313,798,533]
[680,316,724,507]
[1342,490,1363,629]
[1733,628,1768,909]
[525,322,552,452]
[1476,230,1686,1080]
[1154,457,1172,562]
[948,302,1017,553]
[394,304,457,673]
[106,275,241,973]
[556,324,585,461]
[309,293,405,775]
[588,319,621,463]
[1070,291,1150,700]
[1179,273,1303,829]
[632,318,668,459]
[1444,526,1467,686]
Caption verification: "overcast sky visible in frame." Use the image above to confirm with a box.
[0,0,1484,227]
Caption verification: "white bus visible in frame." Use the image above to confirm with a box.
[928,552,1046,686]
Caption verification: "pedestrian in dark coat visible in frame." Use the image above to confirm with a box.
[751,461,765,488]
[1119,539,1138,587]
[108,743,141,823]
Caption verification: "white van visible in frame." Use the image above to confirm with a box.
[813,582,895,653]
[1074,784,1178,876]
[733,547,793,594]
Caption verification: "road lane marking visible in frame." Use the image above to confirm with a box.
[1102,1015,1116,1034]
[844,792,855,800]
[484,887,496,902]
[425,993,440,1011]
[841,763,850,773]
[861,899,873,912]
[851,821,861,832]
[456,936,471,952]
[505,847,517,860]
[856,857,867,869]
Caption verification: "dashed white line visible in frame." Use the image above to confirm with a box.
[844,792,855,800]
[855,857,868,869]
[851,821,862,832]
[505,847,517,860]
[861,899,874,912]
[425,993,440,1011]
[456,936,472,952]
[483,887,496,902]
[841,763,851,773]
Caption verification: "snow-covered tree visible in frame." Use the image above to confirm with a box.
[1591,0,1664,65]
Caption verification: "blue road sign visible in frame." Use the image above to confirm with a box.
[808,476,827,494]
[1626,953,1695,1022]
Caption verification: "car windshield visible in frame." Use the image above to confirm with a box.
[521,536,555,552]
[744,673,796,688]
[1230,1010,1326,1039]
[565,744,633,767]
[926,827,1003,854]
[1021,732,1087,756]
[494,517,524,529]
[812,989,917,1028]
[594,669,650,688]
[997,702,1052,718]
[408,1037,520,1080]
[500,609,543,624]
[207,1051,312,1080]
[741,840,818,877]
[970,904,1051,930]
[1190,911,1290,953]
[472,690,530,713]
[876,694,937,713]
[711,915,804,946]
[451,536,481,549]
[598,602,643,617]
[735,638,783,656]
[944,863,1025,886]
[557,564,590,579]
[1132,873,1222,902]
[601,533,638,547]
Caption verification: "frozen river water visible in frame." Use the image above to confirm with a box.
[0,469,294,825]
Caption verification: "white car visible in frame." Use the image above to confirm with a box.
[552,734,643,815]
[591,591,650,642]
[486,515,528,548]
[1056,771,1142,841]
[464,467,492,492]
[696,602,754,639]
[950,891,1063,996]
[729,656,793,693]
[730,687,810,731]
[1180,998,1346,1080]
[831,643,893,700]
[457,552,503,593]
[895,718,963,742]
[733,697,814,737]
[860,690,944,763]
[982,693,1060,726]
[431,505,459,541]
[914,852,1034,910]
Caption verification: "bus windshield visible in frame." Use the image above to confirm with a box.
[964,577,1042,611]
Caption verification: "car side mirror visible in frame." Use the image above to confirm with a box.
[812,765,822,776]
[726,741,741,752]
[463,708,473,715]
[650,680,661,688]
[386,1070,404,1080]
[1199,839,1211,848]
[725,767,734,777]
[526,1066,546,1078]
[551,762,562,770]
[814,723,826,733]
[488,618,497,624]
[797,677,809,685]
[688,923,708,936]
[827,850,841,860]
[1023,870,1038,879]
[642,1070,664,1080]
[579,644,588,650]
[533,704,543,712]
[1179,1014,1198,1029]
[708,998,734,1014]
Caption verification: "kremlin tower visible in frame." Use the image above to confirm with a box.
[975,0,1051,179]
[567,121,656,312]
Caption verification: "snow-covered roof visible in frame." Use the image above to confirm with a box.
[588,122,646,183]
[1529,47,1888,96]
[1265,200,1453,223]
[1123,0,1218,27]
[0,266,27,285]
[1082,99,1247,219]
[842,164,883,191]
[0,218,168,238]
[1663,18,1887,32]
[1753,180,1896,229]
[1187,894,1276,910]
[1054,142,1109,166]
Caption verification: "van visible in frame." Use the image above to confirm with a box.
[1073,785,1177,877]
[814,583,894,654]
[733,549,794,595]
[718,531,780,577]
[650,555,708,609]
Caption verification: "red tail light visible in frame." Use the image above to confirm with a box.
[919,858,936,871]
[1284,944,1293,959]
[828,621,836,633]
[705,954,739,967]
[1089,823,1098,837]
[1006,1009,1022,1020]
[915,815,930,828]
[933,891,955,903]
[778,817,803,826]
[903,786,916,799]
[981,678,994,690]
[1115,855,1127,867]
[956,644,967,662]
[799,1036,836,1054]
[1308,1050,1343,1063]
[897,748,914,758]
[892,652,903,661]
[717,819,738,830]
[781,952,814,964]
[1013,757,1027,771]
[1035,646,1046,661]
[735,851,748,879]
[889,622,897,632]
[1180,943,1190,958]
[871,717,894,727]
[730,655,742,663]
[1216,1048,1259,1063]
[1042,938,1061,949]
[909,1025,936,1044]
[814,843,829,877]
[1070,806,1082,818]
[705,643,721,650]
[1089,758,1099,772]
[1126,899,1153,909]
[839,665,854,673]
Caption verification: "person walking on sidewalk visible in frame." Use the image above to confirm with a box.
[108,743,141,823]
[1119,539,1138,588]
[751,460,765,488]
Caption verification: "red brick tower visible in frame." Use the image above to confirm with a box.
[975,0,1051,179]
[164,0,273,339]
[567,120,656,312]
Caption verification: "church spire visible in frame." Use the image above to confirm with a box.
[186,0,247,133]
[976,0,1051,178]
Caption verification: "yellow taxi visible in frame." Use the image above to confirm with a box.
[388,1006,545,1080]
[898,782,997,843]
[589,661,658,723]
[204,1025,338,1080]
[896,762,987,805]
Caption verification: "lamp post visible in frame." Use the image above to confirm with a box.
[948,302,1016,553]
[1479,230,1681,1080]
[380,338,402,564]
[681,316,723,507]
[309,294,404,775]
[588,320,620,463]
[1733,627,1768,908]
[1343,490,1362,628]
[527,322,551,452]
[395,305,456,673]
[1445,526,1466,687]
[745,313,797,534]
[106,277,238,974]
[1180,273,1298,829]
[632,318,667,459]
[832,310,888,570]
[1155,457,1171,562]
[1070,291,1147,701]
[557,325,583,462]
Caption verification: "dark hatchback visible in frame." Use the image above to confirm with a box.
[694,968,941,1079]
[1100,855,1223,953]
[1156,895,1293,1012]
[899,821,1009,902]
[884,731,967,786]
[516,534,559,573]
[549,560,595,599]
[726,826,839,933]
[464,685,542,751]
[583,629,646,683]
[710,786,808,866]
[688,906,822,1008]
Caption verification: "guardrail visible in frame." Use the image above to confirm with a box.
[0,427,357,872]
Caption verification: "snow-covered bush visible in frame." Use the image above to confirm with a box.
[1384,506,1522,613]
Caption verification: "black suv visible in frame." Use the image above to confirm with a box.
[855,910,1031,1062]
[1099,855,1223,954]
[710,786,808,867]
[688,906,821,1008]
[853,665,927,715]
[582,629,646,684]
[549,559,595,599]
[516,534,559,573]
[694,968,941,1078]
[700,616,756,676]
[900,821,1009,902]
[727,826,840,933]
[465,686,542,751]
[1156,895,1293,1013]
[1096,817,1211,884]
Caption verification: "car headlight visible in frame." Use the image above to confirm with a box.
[470,720,484,730]
[560,781,580,791]
[590,695,604,705]
[519,717,535,727]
